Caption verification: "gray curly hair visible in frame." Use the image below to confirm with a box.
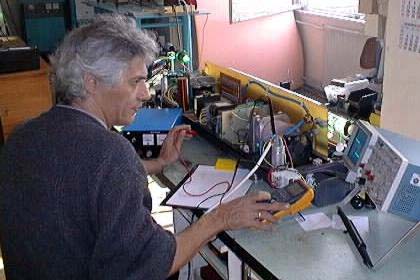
[50,14,159,104]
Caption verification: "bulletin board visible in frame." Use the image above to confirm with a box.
[230,0,299,23]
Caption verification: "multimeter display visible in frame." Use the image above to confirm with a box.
[268,180,315,221]
[271,182,307,204]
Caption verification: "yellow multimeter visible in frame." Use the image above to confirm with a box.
[269,179,315,221]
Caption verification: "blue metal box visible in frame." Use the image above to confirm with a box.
[122,108,183,158]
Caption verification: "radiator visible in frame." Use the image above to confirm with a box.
[297,19,369,90]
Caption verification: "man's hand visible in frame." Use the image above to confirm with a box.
[157,125,192,168]
[169,191,289,275]
[210,191,290,231]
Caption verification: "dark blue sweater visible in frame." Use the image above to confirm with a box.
[0,106,176,279]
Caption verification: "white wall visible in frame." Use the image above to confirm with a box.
[381,0,420,140]
[295,10,371,90]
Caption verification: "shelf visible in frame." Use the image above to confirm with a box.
[89,1,195,70]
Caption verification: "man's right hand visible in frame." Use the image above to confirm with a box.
[169,191,289,276]
[210,191,290,231]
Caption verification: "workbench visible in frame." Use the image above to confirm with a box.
[156,135,420,280]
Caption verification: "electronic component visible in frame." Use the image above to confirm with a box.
[220,72,243,104]
[269,136,301,189]
[271,135,285,168]
[284,133,314,167]
[73,0,95,26]
[325,77,377,120]
[0,37,40,74]
[347,88,378,120]
[268,180,314,221]
[147,58,167,80]
[176,77,189,111]
[22,1,67,53]
[190,75,216,97]
[193,93,221,117]
[208,101,236,116]
[328,112,352,144]
[300,162,353,207]
[249,112,291,154]
[325,78,369,103]
[121,108,183,158]
[343,120,378,183]
[219,109,236,143]
[343,121,420,221]
[270,169,302,189]
[220,102,268,149]
[206,101,236,135]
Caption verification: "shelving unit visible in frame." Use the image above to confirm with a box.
[89,2,195,70]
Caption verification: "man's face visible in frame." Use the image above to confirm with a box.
[96,56,150,127]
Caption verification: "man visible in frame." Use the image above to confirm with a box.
[0,15,287,279]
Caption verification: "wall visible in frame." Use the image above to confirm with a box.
[195,0,304,88]
[381,0,420,140]
[295,10,371,90]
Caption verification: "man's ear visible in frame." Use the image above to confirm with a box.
[84,73,98,95]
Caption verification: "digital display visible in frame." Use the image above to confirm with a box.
[286,183,305,196]
[346,127,369,166]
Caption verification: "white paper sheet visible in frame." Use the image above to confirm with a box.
[296,212,332,232]
[295,212,370,238]
[165,165,253,209]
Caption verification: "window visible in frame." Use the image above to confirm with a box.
[230,0,303,23]
[302,0,363,19]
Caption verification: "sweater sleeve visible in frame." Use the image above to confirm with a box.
[88,138,176,280]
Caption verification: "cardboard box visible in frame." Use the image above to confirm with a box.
[359,0,378,14]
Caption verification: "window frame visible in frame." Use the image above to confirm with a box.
[298,0,365,21]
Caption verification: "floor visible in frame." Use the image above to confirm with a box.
[148,176,175,233]
[0,177,174,280]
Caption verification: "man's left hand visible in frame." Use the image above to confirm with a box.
[157,125,192,167]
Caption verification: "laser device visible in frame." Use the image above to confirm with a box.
[220,102,268,150]
[249,112,291,154]
[343,120,420,221]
